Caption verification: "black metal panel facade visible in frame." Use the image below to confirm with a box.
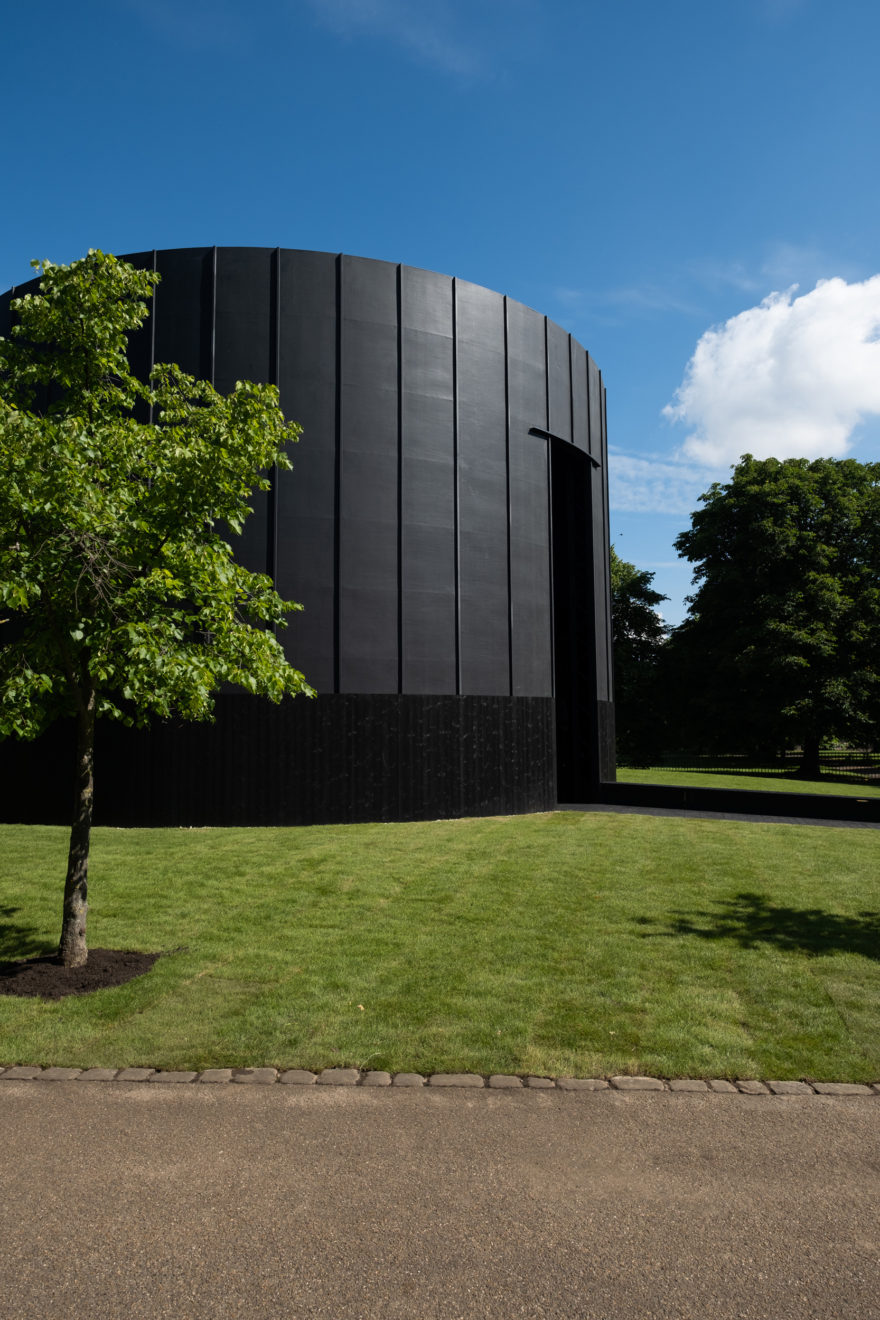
[400,266,456,695]
[547,318,573,444]
[587,353,603,463]
[0,248,615,823]
[338,255,400,694]
[215,247,274,577]
[277,249,337,691]
[593,384,614,707]
[570,337,588,455]
[455,277,510,696]
[507,300,553,697]
[150,246,214,381]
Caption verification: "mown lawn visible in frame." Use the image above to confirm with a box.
[617,766,880,798]
[1,813,878,1081]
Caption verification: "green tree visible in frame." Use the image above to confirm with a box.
[672,454,880,776]
[609,546,668,764]
[0,251,313,966]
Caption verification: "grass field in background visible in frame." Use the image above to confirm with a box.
[1,813,878,1081]
[617,766,880,798]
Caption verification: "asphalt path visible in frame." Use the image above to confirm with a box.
[1,1081,878,1319]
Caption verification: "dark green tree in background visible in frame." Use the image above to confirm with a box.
[0,252,313,966]
[610,546,668,764]
[670,454,880,777]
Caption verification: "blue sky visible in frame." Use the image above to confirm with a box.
[3,0,879,623]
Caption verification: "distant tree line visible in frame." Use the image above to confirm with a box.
[611,455,880,778]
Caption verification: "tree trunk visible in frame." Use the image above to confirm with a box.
[59,686,95,967]
[797,734,822,780]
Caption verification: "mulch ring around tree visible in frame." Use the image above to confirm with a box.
[0,949,161,999]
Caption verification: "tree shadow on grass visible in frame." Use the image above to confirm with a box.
[0,906,55,962]
[635,892,880,961]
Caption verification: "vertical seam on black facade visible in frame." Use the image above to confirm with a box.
[396,264,404,695]
[602,382,613,699]
[149,250,157,425]
[547,439,555,700]
[545,317,555,699]
[452,277,461,694]
[333,254,343,694]
[567,334,575,448]
[503,296,513,698]
[209,247,217,386]
[544,316,550,432]
[584,349,597,746]
[267,247,281,583]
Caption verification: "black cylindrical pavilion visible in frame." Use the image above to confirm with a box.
[0,248,615,824]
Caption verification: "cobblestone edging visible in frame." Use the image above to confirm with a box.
[1,1065,878,1095]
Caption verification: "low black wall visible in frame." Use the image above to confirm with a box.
[1,694,557,827]
[595,779,880,824]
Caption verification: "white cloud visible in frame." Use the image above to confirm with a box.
[683,257,761,296]
[304,0,483,75]
[553,281,700,324]
[664,276,880,467]
[608,451,720,517]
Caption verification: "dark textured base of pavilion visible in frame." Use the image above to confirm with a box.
[0,693,560,827]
